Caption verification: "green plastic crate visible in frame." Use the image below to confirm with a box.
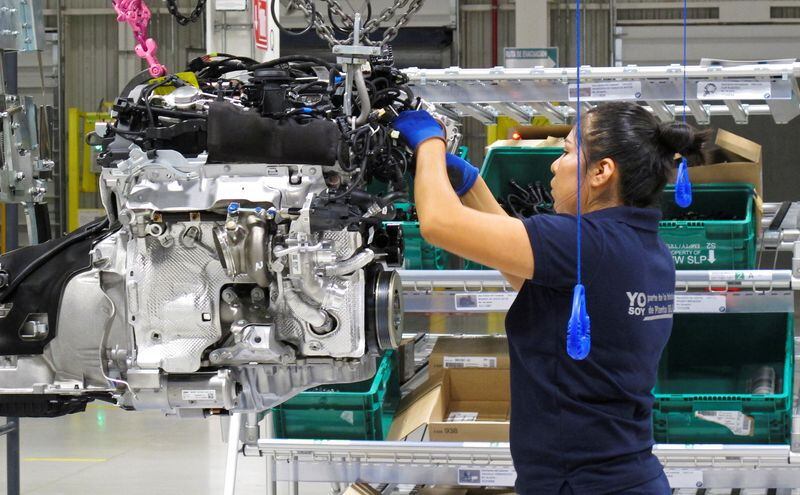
[659,184,757,270]
[479,145,563,201]
[272,351,399,440]
[466,145,563,270]
[653,313,793,445]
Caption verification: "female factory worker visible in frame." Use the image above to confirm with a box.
[392,102,707,494]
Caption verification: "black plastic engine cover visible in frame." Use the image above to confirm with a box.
[0,219,114,356]
[206,102,341,165]
[0,394,95,417]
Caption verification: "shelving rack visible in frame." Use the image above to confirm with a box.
[401,62,800,125]
[233,61,800,493]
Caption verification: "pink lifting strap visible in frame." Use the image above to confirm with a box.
[113,0,167,78]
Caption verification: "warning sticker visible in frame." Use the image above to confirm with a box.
[457,467,516,486]
[447,412,479,422]
[444,356,498,369]
[674,294,727,313]
[454,293,516,312]
[695,410,754,436]
[568,81,643,102]
[181,390,217,401]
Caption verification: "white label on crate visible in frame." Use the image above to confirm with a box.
[181,390,216,401]
[454,293,517,312]
[697,80,773,100]
[664,468,704,488]
[568,81,643,102]
[674,294,727,313]
[457,467,517,486]
[340,411,355,425]
[443,356,498,369]
[695,411,754,436]
[447,412,479,422]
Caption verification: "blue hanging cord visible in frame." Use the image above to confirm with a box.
[674,0,693,208]
[567,0,591,361]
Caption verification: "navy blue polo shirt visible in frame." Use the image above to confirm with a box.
[506,206,674,494]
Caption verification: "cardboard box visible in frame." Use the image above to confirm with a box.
[418,488,469,495]
[387,368,510,442]
[687,128,763,196]
[429,336,510,374]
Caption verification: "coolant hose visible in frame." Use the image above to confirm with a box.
[323,249,375,277]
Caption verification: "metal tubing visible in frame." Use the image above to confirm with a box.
[6,417,19,495]
[264,411,277,495]
[223,413,243,495]
[3,51,19,250]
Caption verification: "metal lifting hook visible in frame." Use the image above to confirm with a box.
[113,0,166,78]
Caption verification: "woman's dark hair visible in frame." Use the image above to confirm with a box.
[582,102,711,208]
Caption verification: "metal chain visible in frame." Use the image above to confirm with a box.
[289,0,426,46]
[374,0,425,46]
[166,0,207,26]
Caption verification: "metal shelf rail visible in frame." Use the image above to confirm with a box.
[1,417,20,495]
[402,62,800,125]
[245,439,800,491]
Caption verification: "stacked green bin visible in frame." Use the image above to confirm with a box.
[653,313,793,444]
[272,351,399,440]
[465,146,563,270]
[372,147,471,270]
[658,184,757,270]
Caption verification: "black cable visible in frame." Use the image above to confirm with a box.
[378,191,407,207]
[251,55,336,71]
[270,0,315,36]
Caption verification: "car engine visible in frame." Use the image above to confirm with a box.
[0,52,455,417]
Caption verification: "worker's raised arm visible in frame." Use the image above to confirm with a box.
[413,140,534,282]
[456,176,527,290]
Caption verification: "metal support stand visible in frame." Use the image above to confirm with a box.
[264,411,277,495]
[224,413,244,495]
[1,417,20,495]
[1,46,21,495]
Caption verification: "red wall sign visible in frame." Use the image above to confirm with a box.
[254,0,270,50]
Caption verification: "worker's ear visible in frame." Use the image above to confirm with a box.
[589,157,617,188]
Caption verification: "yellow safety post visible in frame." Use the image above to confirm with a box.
[68,107,80,232]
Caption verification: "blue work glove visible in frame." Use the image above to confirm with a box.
[391,110,445,150]
[445,153,479,197]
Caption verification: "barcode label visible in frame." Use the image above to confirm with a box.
[665,468,704,488]
[454,293,516,312]
[458,467,516,486]
[443,356,498,369]
[181,390,216,401]
[447,412,479,422]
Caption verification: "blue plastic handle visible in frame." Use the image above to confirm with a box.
[567,284,591,360]
[675,157,692,208]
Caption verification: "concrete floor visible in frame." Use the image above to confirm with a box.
[0,404,330,495]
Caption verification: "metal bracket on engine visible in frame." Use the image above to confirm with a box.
[208,323,294,366]
[0,95,53,205]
